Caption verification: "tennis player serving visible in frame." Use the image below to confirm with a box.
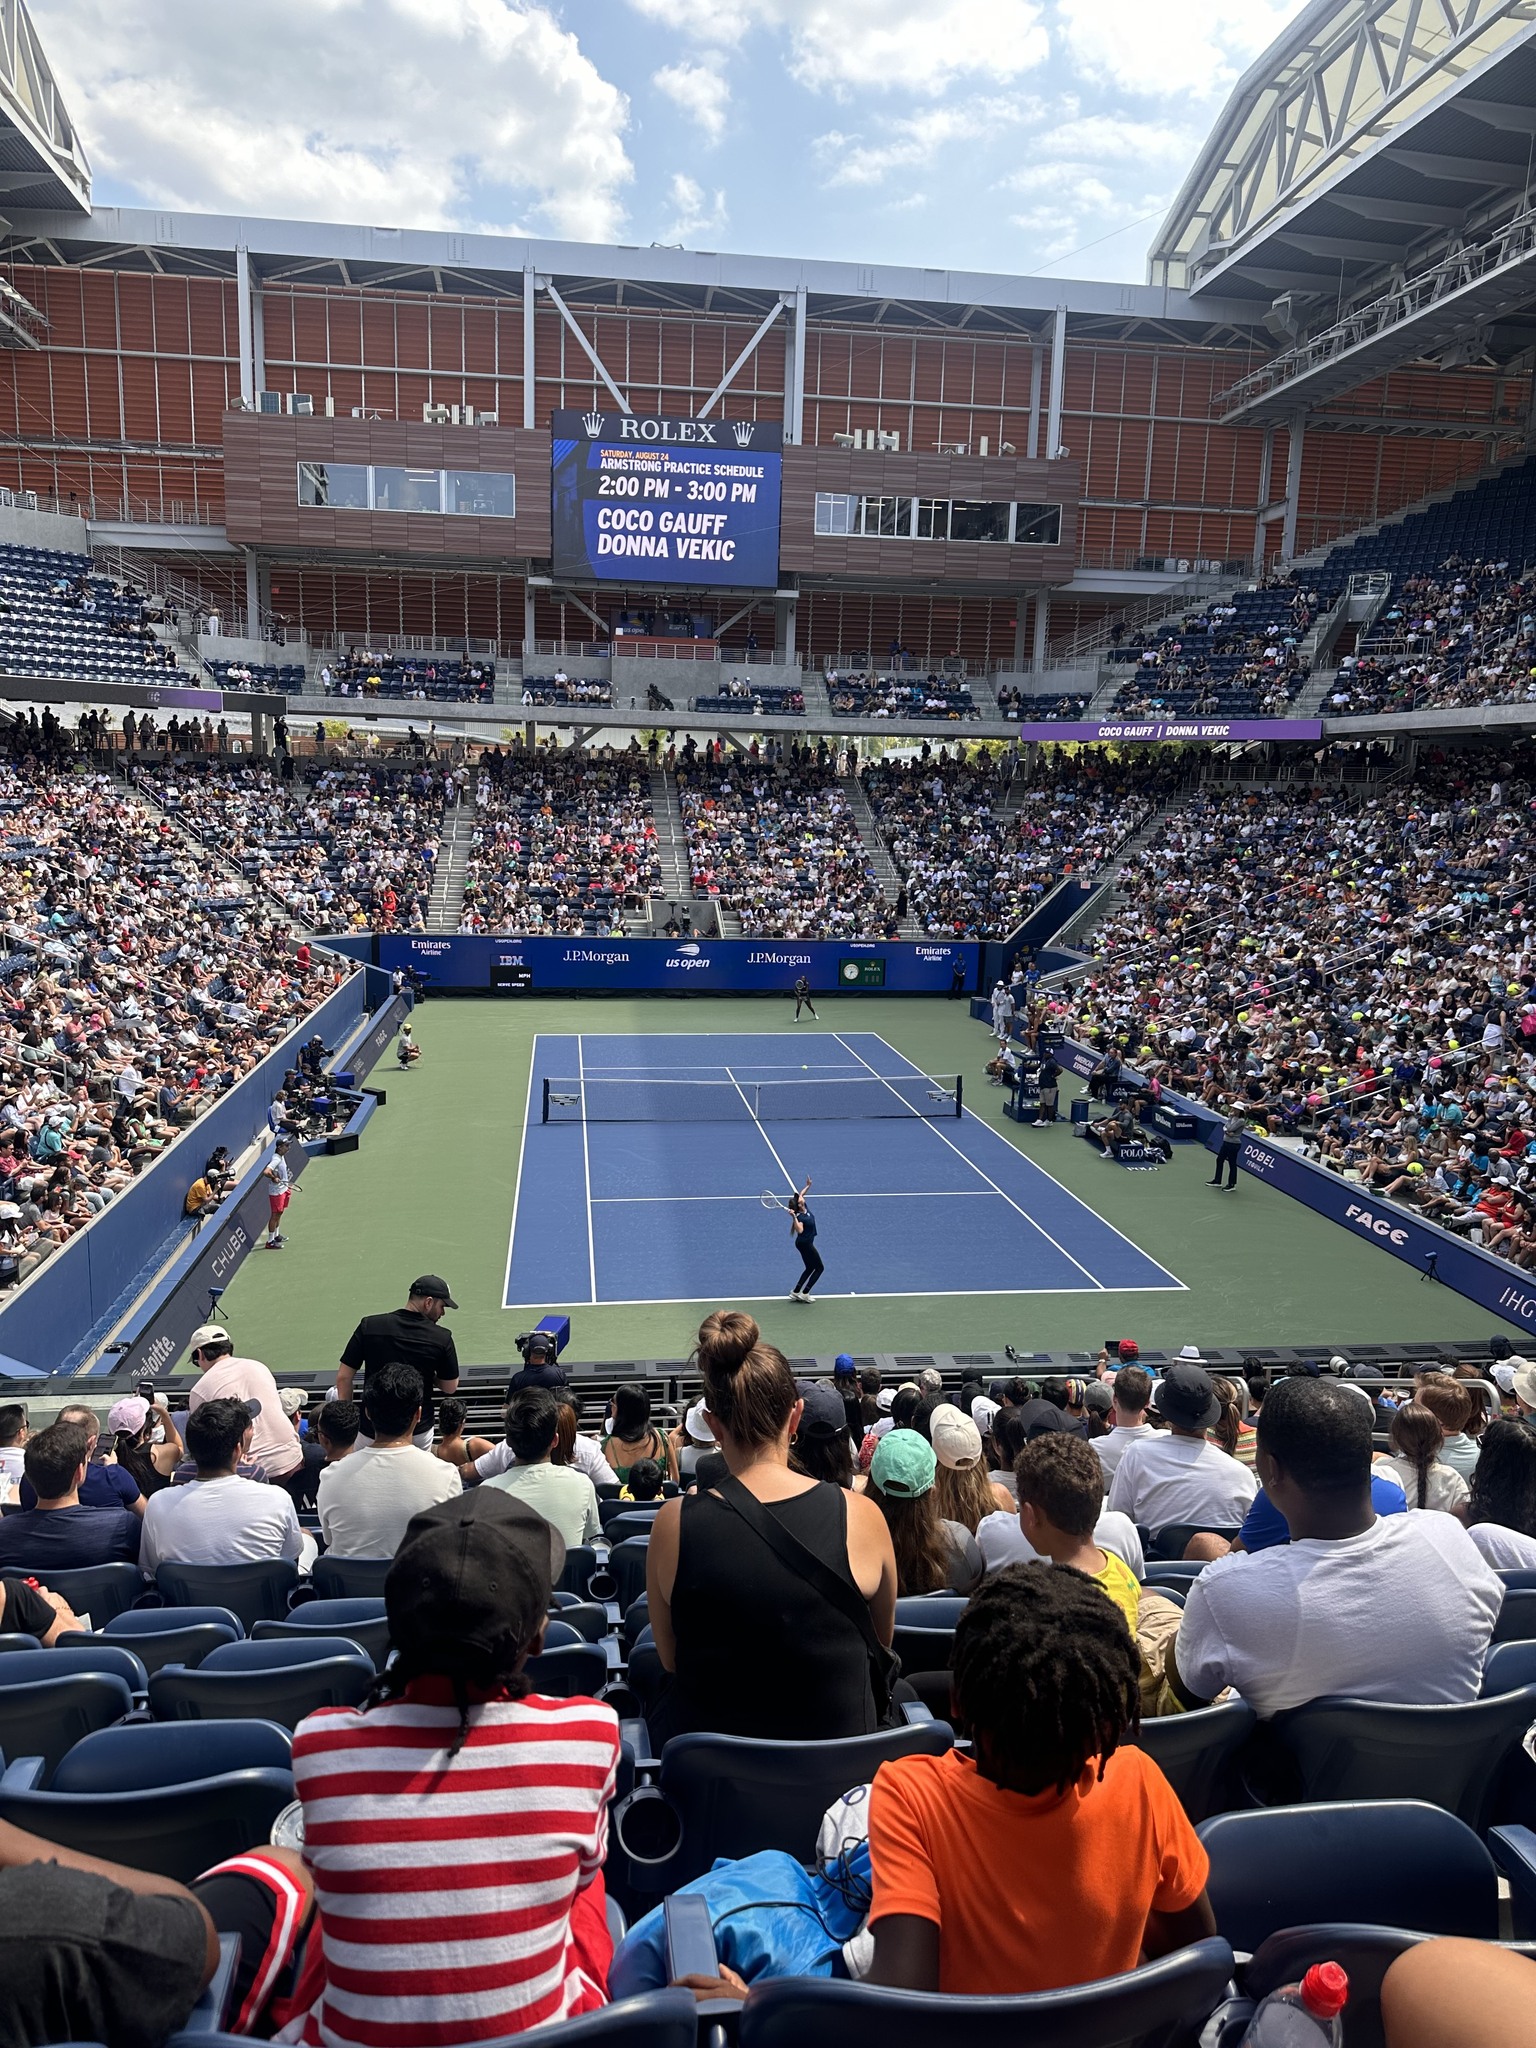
[787,1177,823,1302]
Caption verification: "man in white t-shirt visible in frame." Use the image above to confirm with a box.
[0,1403,28,1493]
[141,1398,305,1574]
[186,1325,303,1486]
[1093,1363,1155,1479]
[1106,1362,1258,1532]
[482,1387,599,1549]
[318,1361,460,1558]
[1171,1377,1504,1718]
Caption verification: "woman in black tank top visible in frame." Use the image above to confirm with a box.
[646,1310,898,1746]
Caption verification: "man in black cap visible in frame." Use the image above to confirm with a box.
[338,1276,460,1450]
[1105,1360,1258,1532]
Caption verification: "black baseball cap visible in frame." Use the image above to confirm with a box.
[1014,1398,1069,1441]
[411,1274,459,1308]
[794,1379,848,1439]
[387,1489,561,1669]
[1154,1361,1222,1431]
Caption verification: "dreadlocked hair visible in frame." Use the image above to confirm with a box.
[952,1562,1140,1796]
[361,1639,531,1761]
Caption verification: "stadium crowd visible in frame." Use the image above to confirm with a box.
[1326,564,1536,717]
[0,728,342,1281]
[0,1319,1532,2045]
[678,759,888,936]
[458,752,661,935]
[135,757,447,931]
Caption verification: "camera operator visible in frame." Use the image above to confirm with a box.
[506,1327,565,1395]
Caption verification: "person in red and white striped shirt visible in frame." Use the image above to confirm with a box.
[283,1489,621,2046]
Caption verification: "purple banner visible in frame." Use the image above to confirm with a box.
[143,686,222,711]
[1019,718,1323,744]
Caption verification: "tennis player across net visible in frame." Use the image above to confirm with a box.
[542,1072,963,1123]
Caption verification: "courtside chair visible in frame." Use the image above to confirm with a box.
[739,1940,1236,2048]
[156,1560,298,1630]
[149,1636,372,1728]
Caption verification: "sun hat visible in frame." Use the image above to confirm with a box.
[1509,1358,1536,1410]
[1153,1361,1222,1432]
[929,1403,983,1469]
[871,1427,937,1498]
[278,1388,308,1418]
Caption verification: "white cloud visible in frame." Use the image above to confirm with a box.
[652,59,731,142]
[1054,0,1296,98]
[29,0,634,240]
[816,97,1035,187]
[661,172,728,243]
[629,0,1048,94]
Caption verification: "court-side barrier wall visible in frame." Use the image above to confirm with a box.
[362,933,981,995]
[0,973,369,1377]
[1047,1033,1536,1336]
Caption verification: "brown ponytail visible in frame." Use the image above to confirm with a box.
[1390,1402,1442,1511]
[695,1310,797,1451]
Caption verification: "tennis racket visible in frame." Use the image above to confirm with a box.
[760,1189,789,1210]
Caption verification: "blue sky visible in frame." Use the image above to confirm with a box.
[31,0,1301,284]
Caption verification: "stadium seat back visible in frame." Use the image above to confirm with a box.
[1132,1699,1255,1823]
[254,1602,391,1670]
[1198,1800,1498,1953]
[23,1562,143,1625]
[891,1626,955,1677]
[48,1639,151,1692]
[738,1939,1236,2048]
[1493,1588,1536,1643]
[311,1555,393,1600]
[1268,1684,1536,1829]
[156,1561,298,1629]
[0,1669,134,1779]
[560,1543,603,1599]
[892,1594,969,1631]
[98,1620,240,1676]
[0,1632,41,1652]
[602,1509,663,1543]
[624,1720,955,1893]
[0,1767,296,1884]
[524,1641,609,1699]
[149,1644,372,1728]
[551,1600,609,1644]
[604,1539,647,1610]
[1148,1525,1240,1562]
[49,1717,294,1789]
[1484,1640,1536,1695]
[166,1987,703,2048]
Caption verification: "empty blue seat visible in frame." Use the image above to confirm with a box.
[551,1600,610,1644]
[1494,1588,1536,1643]
[561,1543,604,1599]
[255,1597,390,1670]
[311,1554,392,1600]
[103,1610,242,1676]
[48,1639,151,1692]
[739,1938,1236,2048]
[1133,1699,1255,1823]
[150,1635,372,1728]
[613,1721,954,1894]
[0,1632,41,1652]
[0,1669,133,1779]
[48,1718,293,1786]
[0,1760,294,1882]
[603,1540,646,1610]
[1199,1801,1501,1954]
[524,1641,608,1699]
[1266,1684,1536,1830]
[22,1562,144,1625]
[156,1561,298,1630]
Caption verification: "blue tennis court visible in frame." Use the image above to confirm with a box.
[503,1031,1184,1308]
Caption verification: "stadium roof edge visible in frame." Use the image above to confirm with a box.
[0,203,1267,339]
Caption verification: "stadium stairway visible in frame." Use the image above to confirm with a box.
[843,769,920,934]
[648,770,694,905]
[1040,796,1188,969]
[426,804,476,932]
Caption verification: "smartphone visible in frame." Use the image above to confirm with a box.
[664,1892,720,1982]
[1103,1341,1122,1362]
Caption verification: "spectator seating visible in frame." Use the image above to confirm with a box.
[693,681,805,717]
[737,1940,1237,2048]
[825,670,980,720]
[102,1608,243,1676]
[1108,583,1314,716]
[204,658,306,693]
[1133,1700,1257,1824]
[519,674,614,708]
[170,1989,704,2048]
[255,1596,390,1668]
[156,1559,300,1629]
[311,1554,393,1598]
[0,544,181,681]
[33,1563,145,1626]
[460,753,659,936]
[680,760,886,938]
[325,650,496,702]
[0,1665,134,1776]
[147,1635,373,1727]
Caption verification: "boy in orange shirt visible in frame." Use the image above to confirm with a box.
[866,1565,1215,1996]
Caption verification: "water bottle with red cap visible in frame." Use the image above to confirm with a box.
[1238,1962,1349,2045]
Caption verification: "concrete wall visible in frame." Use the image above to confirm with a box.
[0,499,90,554]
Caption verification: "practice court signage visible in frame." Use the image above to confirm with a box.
[550,409,782,589]
[1018,719,1324,743]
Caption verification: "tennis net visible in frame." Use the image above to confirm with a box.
[542,1072,963,1124]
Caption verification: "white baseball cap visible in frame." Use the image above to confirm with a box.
[683,1400,714,1445]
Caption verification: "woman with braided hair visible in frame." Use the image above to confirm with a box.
[866,1564,1215,1996]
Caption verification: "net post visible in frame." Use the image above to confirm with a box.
[954,1074,963,1118]
[542,1076,550,1125]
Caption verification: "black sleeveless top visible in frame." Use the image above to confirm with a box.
[659,1481,877,1742]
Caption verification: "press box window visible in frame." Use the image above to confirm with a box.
[297,462,368,510]
[857,495,911,538]
[372,467,442,513]
[1013,503,1062,545]
[948,500,1010,543]
[814,493,858,536]
[445,470,515,517]
[915,499,949,539]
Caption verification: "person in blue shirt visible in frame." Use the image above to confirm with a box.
[0,1420,141,1569]
[18,1401,141,1517]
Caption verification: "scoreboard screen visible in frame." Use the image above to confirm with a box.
[550,410,782,589]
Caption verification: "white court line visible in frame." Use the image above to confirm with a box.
[578,1035,597,1305]
[590,1190,1000,1203]
[500,1032,542,1310]
[724,1066,796,1192]
[506,1283,1177,1309]
[866,1030,1186,1291]
[833,1031,1105,1291]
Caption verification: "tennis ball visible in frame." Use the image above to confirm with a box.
[803,1064,808,1069]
